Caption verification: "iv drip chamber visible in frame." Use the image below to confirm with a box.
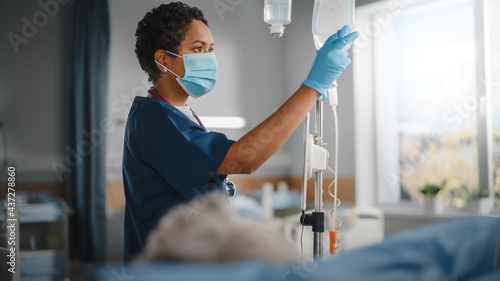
[264,0,292,38]
[312,0,355,50]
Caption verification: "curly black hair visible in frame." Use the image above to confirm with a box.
[135,2,208,82]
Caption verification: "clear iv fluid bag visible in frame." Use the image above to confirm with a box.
[264,0,291,38]
[312,0,355,51]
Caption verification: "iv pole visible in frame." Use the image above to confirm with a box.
[313,101,324,261]
[300,98,327,262]
[299,94,326,262]
[266,0,352,262]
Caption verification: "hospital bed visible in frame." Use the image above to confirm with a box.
[94,216,500,281]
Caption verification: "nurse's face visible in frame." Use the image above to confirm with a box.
[166,19,214,79]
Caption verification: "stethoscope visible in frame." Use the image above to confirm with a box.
[147,88,237,197]
[224,178,236,197]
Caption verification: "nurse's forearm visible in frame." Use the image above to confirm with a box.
[217,85,320,174]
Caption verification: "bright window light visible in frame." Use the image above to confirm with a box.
[198,116,247,129]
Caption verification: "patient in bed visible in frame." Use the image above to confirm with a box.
[131,191,500,280]
[137,191,300,263]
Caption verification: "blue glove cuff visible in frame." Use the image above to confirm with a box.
[301,79,327,102]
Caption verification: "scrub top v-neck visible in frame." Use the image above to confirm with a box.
[121,95,235,261]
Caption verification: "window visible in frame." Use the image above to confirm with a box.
[354,0,497,208]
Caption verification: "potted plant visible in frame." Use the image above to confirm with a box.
[420,182,444,215]
[467,189,494,214]
[495,189,500,208]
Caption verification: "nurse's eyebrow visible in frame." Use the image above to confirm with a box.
[191,40,214,46]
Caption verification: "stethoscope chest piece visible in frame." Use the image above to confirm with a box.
[225,179,236,197]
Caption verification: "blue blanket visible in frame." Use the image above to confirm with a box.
[94,216,500,281]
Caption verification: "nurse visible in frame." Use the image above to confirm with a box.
[122,1,358,261]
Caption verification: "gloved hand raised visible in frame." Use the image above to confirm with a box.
[301,25,359,101]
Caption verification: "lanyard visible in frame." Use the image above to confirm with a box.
[147,88,207,131]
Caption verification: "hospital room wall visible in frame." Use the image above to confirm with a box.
[0,0,72,192]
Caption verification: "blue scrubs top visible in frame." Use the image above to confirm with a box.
[122,96,235,261]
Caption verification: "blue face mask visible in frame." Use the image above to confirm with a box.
[155,50,217,99]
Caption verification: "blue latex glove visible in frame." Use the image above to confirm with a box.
[301,25,359,101]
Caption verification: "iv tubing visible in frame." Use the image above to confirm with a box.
[331,105,339,231]
[327,83,341,255]
[328,82,340,232]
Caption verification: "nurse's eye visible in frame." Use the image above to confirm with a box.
[194,47,203,52]
[209,48,214,53]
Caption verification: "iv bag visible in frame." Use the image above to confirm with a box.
[312,0,355,50]
[264,0,292,38]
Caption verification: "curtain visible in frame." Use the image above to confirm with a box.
[66,0,109,262]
